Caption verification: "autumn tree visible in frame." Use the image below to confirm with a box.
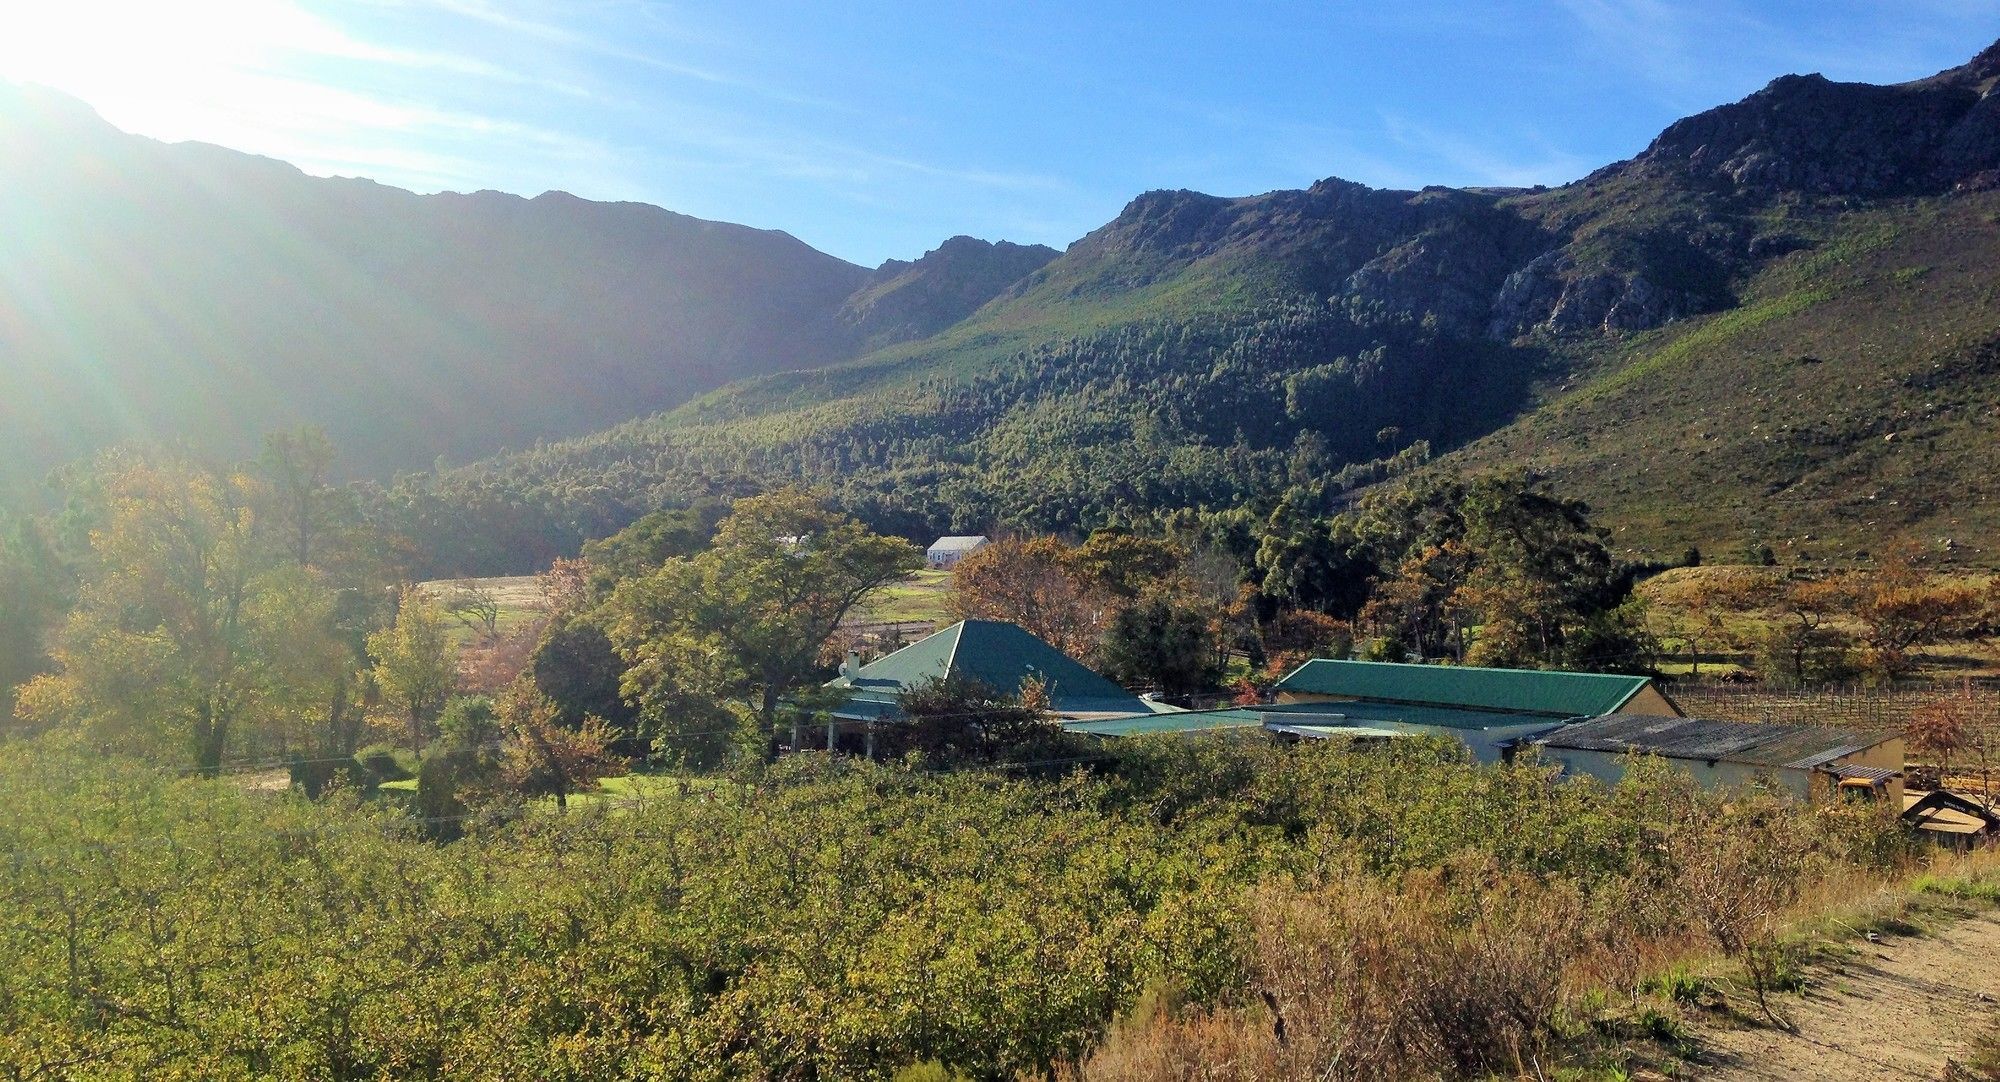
[1835,543,1985,680]
[947,536,1112,660]
[497,680,622,811]
[607,489,921,752]
[1757,576,1855,687]
[368,590,459,750]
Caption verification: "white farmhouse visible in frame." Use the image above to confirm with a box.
[926,535,989,568]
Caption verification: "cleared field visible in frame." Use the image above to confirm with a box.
[415,575,549,645]
[844,568,954,629]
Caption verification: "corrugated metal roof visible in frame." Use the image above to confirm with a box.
[926,535,988,551]
[1063,710,1266,737]
[1535,713,1890,769]
[1833,764,1900,783]
[1273,659,1653,717]
[1265,723,1404,741]
[1258,700,1571,732]
[827,620,1148,719]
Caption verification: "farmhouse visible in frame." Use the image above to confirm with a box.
[925,535,989,568]
[825,619,1159,731]
[1533,714,1905,802]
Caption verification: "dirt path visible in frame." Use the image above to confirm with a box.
[1697,911,2000,1080]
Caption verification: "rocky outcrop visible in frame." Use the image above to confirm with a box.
[838,236,1058,350]
[1631,38,2000,196]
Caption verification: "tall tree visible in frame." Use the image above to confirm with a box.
[948,537,1113,660]
[607,489,920,751]
[18,457,330,771]
[1099,596,1223,699]
[257,427,338,569]
[368,591,459,750]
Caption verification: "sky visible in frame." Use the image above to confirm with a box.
[0,1,1994,266]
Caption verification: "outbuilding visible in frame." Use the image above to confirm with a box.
[925,535,989,568]
[1533,713,1904,802]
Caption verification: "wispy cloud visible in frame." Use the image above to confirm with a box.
[1380,114,1595,188]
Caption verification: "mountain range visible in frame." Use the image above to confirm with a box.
[7,41,2000,566]
[0,82,1055,492]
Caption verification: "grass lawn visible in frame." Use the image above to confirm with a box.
[375,771,730,811]
[847,568,954,627]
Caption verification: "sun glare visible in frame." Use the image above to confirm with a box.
[0,1,362,144]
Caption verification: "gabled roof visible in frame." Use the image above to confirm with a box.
[1535,714,1890,769]
[828,619,1147,718]
[926,535,988,551]
[1274,659,1654,718]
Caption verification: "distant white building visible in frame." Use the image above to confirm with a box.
[926,535,989,568]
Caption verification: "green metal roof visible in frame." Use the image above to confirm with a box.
[1255,700,1568,731]
[828,620,1149,718]
[1272,659,1652,718]
[1063,710,1266,737]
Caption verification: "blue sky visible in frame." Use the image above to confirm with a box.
[2,1,1995,265]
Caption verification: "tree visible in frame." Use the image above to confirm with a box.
[20,456,334,772]
[368,591,459,750]
[1757,577,1855,687]
[1835,544,1985,680]
[256,566,368,795]
[257,427,337,569]
[1100,596,1223,699]
[1908,683,1989,797]
[497,680,622,810]
[0,511,70,728]
[442,580,502,642]
[607,489,921,751]
[877,674,1060,765]
[948,536,1114,660]
[1074,529,1182,599]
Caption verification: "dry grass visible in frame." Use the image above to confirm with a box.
[1064,865,1587,1082]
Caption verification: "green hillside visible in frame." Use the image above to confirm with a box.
[1445,193,2000,563]
[428,41,2000,570]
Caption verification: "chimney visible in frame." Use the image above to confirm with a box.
[840,651,861,678]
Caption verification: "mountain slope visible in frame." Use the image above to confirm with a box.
[447,38,2000,566]
[1444,193,2000,562]
[0,86,1058,495]
[840,236,1059,352]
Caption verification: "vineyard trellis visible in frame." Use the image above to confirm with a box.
[1673,681,2000,735]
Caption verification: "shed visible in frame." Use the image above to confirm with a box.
[1273,659,1680,718]
[926,535,989,568]
[1902,789,1999,849]
[1533,713,1904,802]
[1062,701,1565,763]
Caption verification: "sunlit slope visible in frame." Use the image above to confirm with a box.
[0,84,872,492]
[1443,193,2000,562]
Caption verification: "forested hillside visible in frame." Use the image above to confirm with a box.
[435,40,2000,568]
[0,85,1052,494]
